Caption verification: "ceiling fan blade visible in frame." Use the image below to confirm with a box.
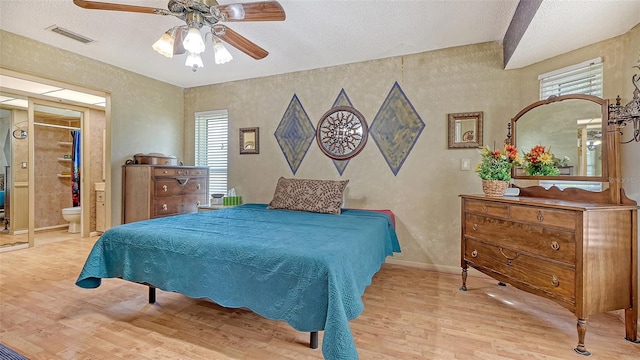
[73,0,166,15]
[216,1,286,21]
[214,26,268,60]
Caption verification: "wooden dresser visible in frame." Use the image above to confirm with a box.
[122,164,209,223]
[460,191,638,356]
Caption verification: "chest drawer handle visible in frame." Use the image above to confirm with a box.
[551,241,560,251]
[162,204,168,211]
[536,210,544,222]
[196,183,200,190]
[471,249,478,258]
[551,275,560,287]
[482,204,488,213]
[162,185,168,192]
[176,178,189,186]
[472,224,478,231]
[498,247,520,266]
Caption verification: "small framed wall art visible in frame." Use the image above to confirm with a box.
[447,111,483,149]
[239,127,259,154]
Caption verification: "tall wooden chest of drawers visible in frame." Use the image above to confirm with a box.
[122,164,209,223]
[460,194,638,356]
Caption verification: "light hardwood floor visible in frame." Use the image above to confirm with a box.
[0,236,638,359]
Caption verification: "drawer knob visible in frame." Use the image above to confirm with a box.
[536,210,544,222]
[196,183,200,190]
[163,170,168,174]
[471,249,478,258]
[196,201,201,206]
[472,224,478,231]
[162,204,168,211]
[551,241,560,251]
[551,275,560,287]
[482,204,488,213]
[162,185,168,192]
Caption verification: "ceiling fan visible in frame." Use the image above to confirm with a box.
[73,0,286,70]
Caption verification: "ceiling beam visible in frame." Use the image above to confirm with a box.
[503,0,543,69]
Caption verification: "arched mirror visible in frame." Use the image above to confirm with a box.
[510,94,610,182]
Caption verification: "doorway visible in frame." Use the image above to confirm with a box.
[0,69,109,251]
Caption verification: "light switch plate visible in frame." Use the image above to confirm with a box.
[21,162,27,169]
[461,158,470,171]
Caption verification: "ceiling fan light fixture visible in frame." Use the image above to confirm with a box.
[183,27,205,54]
[212,36,233,64]
[185,52,204,71]
[152,27,178,58]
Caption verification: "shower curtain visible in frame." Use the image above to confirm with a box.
[71,130,81,207]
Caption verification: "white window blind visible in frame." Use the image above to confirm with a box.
[539,58,603,100]
[195,110,228,195]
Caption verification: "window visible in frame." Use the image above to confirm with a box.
[539,57,603,100]
[195,110,228,195]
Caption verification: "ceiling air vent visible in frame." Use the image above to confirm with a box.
[47,25,94,44]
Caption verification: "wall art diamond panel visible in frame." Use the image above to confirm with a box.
[274,94,315,174]
[370,82,425,175]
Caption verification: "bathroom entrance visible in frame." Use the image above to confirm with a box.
[33,103,83,236]
[0,69,109,250]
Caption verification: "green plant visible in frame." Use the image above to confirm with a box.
[522,145,560,176]
[475,145,521,181]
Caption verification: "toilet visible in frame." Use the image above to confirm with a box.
[62,206,81,233]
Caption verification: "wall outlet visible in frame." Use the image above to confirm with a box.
[461,158,470,171]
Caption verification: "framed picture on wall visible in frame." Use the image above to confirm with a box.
[239,127,259,154]
[447,112,483,149]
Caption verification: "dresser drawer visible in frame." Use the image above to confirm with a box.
[154,167,208,177]
[465,214,575,264]
[153,196,182,217]
[182,194,207,214]
[510,205,577,230]
[465,199,509,218]
[465,238,575,301]
[155,177,207,196]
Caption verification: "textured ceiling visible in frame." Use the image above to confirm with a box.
[0,1,638,89]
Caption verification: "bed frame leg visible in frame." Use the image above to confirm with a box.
[148,286,156,304]
[310,331,318,349]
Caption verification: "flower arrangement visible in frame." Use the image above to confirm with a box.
[522,145,560,176]
[475,144,521,181]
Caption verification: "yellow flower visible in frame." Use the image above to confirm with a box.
[539,152,554,164]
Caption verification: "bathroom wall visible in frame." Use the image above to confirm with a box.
[33,118,77,229]
[32,106,104,233]
[88,109,105,233]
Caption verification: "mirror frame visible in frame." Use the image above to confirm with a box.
[447,111,483,149]
[510,94,611,182]
[239,127,259,155]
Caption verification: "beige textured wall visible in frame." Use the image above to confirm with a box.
[621,25,640,210]
[185,28,639,271]
[184,41,521,269]
[0,30,184,224]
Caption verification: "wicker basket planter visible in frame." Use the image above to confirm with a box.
[482,180,509,197]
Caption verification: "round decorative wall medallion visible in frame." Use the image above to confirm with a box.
[315,106,368,160]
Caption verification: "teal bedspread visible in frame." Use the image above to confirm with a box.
[76,203,400,360]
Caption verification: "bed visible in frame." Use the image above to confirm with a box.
[76,203,400,359]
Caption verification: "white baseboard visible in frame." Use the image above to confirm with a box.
[0,243,28,253]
